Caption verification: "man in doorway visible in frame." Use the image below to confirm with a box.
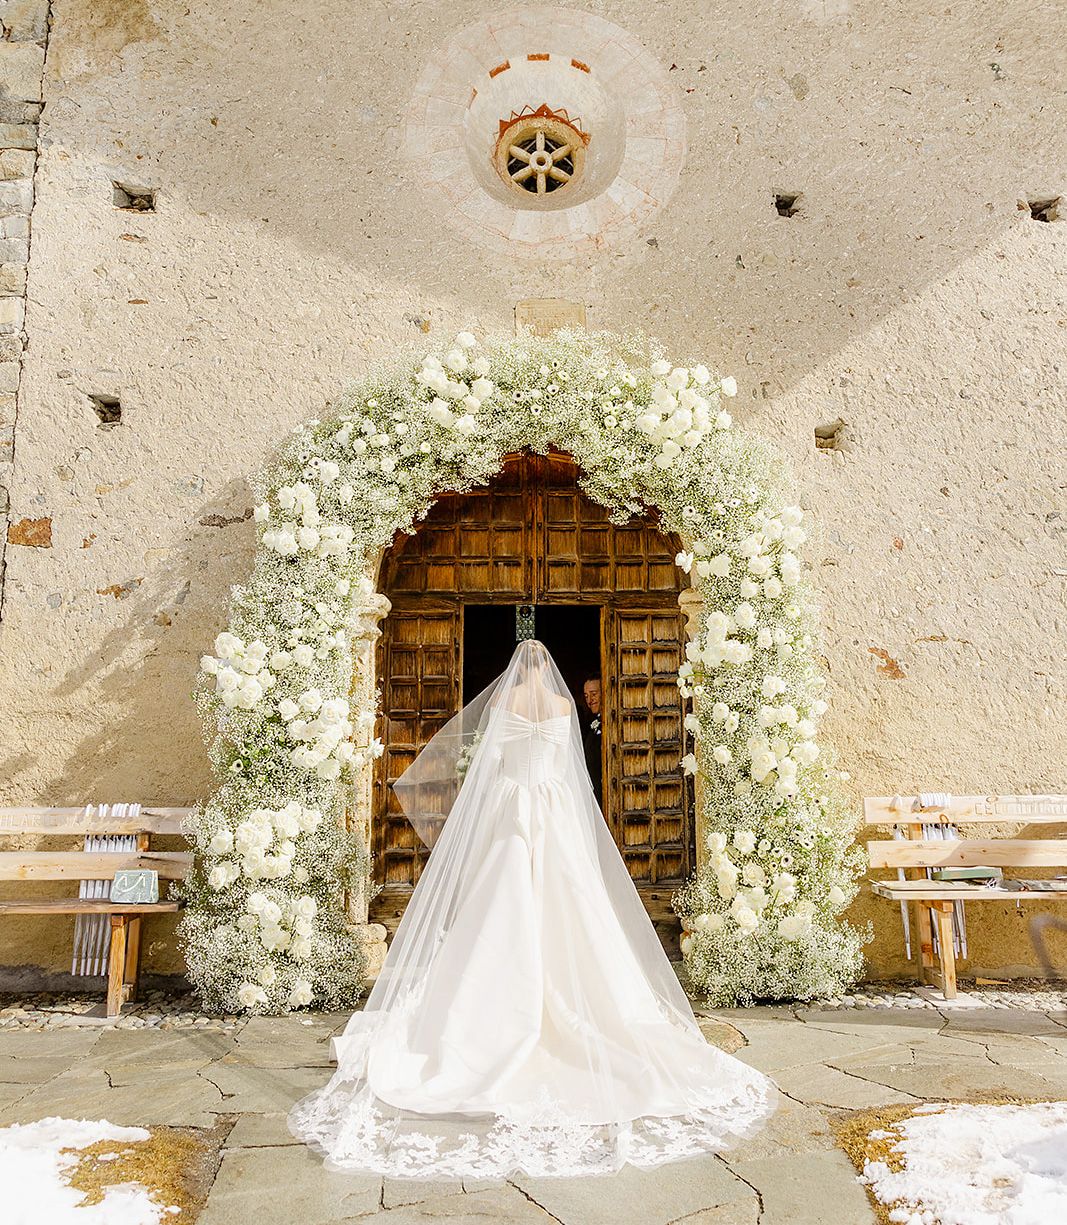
[581,676,603,806]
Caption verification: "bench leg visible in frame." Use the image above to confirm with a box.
[107,916,129,1018]
[916,900,935,974]
[123,915,143,1004]
[933,902,957,999]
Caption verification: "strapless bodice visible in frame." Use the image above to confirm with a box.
[497,711,571,789]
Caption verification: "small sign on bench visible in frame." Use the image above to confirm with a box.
[110,869,159,904]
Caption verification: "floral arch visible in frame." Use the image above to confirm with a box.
[182,330,866,1014]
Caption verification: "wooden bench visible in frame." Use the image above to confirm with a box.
[865,794,1067,999]
[0,807,193,1016]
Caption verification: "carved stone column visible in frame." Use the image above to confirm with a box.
[677,585,710,874]
[344,576,392,981]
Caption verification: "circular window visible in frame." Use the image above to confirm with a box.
[404,8,686,258]
[495,114,586,197]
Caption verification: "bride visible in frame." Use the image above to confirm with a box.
[289,640,774,1178]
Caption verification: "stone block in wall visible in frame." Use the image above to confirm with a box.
[0,216,29,239]
[0,123,37,150]
[0,179,32,215]
[0,237,28,263]
[0,263,26,294]
[0,149,35,180]
[0,363,19,394]
[0,101,41,125]
[0,297,24,333]
[1,0,52,41]
[0,391,15,422]
[0,42,45,104]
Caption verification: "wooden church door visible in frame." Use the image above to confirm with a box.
[372,452,692,933]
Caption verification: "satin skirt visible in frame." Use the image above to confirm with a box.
[289,774,775,1178]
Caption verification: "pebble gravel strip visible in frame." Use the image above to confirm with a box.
[2,981,1065,1029]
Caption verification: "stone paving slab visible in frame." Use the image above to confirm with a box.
[728,1149,876,1224]
[734,1024,902,1074]
[197,1144,381,1225]
[773,1063,919,1110]
[830,1059,1063,1101]
[510,1154,752,1225]
[3,1066,223,1127]
[224,1110,303,1148]
[201,1061,327,1115]
[0,1028,102,1058]
[0,1053,81,1083]
[729,1095,837,1162]
[358,1184,558,1223]
[82,1027,234,1071]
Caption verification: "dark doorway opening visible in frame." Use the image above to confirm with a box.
[462,604,601,714]
[462,602,605,806]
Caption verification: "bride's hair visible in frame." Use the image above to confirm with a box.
[515,639,550,682]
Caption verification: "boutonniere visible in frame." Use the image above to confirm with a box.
[591,716,601,734]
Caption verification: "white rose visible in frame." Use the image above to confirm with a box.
[208,830,234,855]
[471,377,494,400]
[680,753,699,776]
[733,830,757,855]
[456,331,477,349]
[720,375,738,397]
[778,915,806,940]
[214,632,241,660]
[288,980,314,1008]
[733,602,757,631]
[237,982,267,1008]
[733,905,759,932]
[707,832,728,856]
[713,745,732,765]
[256,964,276,987]
[828,885,847,906]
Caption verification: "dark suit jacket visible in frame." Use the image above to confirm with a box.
[582,717,603,805]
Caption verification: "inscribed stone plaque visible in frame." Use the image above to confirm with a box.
[514,299,587,337]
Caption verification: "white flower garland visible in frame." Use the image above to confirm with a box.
[182,330,865,1014]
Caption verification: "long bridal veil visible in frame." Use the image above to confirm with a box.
[289,640,774,1178]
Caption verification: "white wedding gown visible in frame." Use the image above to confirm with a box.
[290,645,774,1178]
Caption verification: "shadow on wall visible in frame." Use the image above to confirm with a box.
[0,477,255,805]
[45,0,1067,394]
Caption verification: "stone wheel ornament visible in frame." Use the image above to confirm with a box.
[499,117,583,196]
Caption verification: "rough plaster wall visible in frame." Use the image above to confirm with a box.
[0,0,1064,981]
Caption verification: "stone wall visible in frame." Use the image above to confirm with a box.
[0,0,1065,986]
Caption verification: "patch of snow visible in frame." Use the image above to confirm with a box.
[2,1116,175,1225]
[861,1101,1067,1225]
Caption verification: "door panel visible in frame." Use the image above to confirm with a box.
[606,608,691,885]
[374,609,460,886]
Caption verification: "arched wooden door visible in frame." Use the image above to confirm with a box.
[372,452,692,932]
